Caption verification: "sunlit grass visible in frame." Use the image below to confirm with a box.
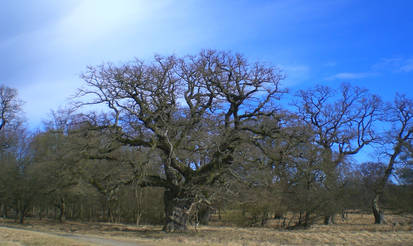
[0,212,412,246]
[0,227,97,246]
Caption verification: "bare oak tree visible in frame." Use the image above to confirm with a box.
[293,83,381,224]
[76,50,285,231]
[0,85,23,150]
[0,85,23,129]
[372,94,413,224]
[0,85,25,221]
[75,50,283,231]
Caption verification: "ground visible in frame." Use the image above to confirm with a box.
[0,212,412,246]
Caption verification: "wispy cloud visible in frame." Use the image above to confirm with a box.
[372,57,413,73]
[400,59,413,72]
[327,57,413,81]
[327,72,377,80]
[1,1,412,128]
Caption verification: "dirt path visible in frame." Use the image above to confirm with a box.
[0,225,150,246]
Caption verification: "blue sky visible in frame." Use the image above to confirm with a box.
[1,0,412,132]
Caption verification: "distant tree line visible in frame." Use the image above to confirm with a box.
[0,50,412,231]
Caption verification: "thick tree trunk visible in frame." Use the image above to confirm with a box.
[198,207,211,225]
[162,189,190,232]
[372,194,385,224]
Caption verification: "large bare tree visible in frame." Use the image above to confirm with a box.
[372,94,413,224]
[76,50,285,231]
[0,85,23,130]
[0,85,23,150]
[293,83,381,224]
[0,85,25,221]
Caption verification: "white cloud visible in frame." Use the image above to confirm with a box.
[326,57,413,82]
[53,0,172,48]
[327,72,377,80]
[0,0,369,128]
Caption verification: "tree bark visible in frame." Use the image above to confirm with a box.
[372,194,385,224]
[162,189,190,232]
[371,151,398,225]
[198,207,211,225]
[135,185,143,226]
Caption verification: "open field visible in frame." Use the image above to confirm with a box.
[0,213,413,246]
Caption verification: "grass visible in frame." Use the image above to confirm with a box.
[0,212,412,245]
[0,227,97,246]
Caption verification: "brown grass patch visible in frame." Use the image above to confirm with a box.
[0,227,97,246]
[0,212,412,246]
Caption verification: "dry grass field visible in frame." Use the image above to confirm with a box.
[0,212,412,246]
[0,227,96,246]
